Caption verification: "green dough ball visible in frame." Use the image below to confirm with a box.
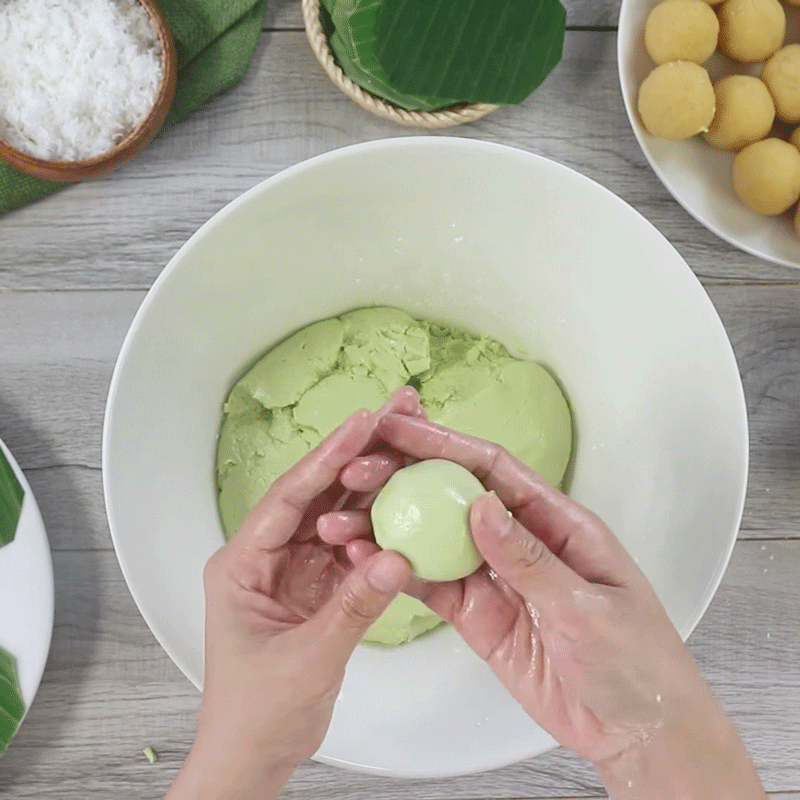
[363,593,444,645]
[371,459,485,582]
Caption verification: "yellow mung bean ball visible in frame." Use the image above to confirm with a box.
[762,45,800,123]
[718,0,785,63]
[790,125,800,151]
[732,138,800,215]
[703,75,775,150]
[638,61,715,139]
[645,1,719,65]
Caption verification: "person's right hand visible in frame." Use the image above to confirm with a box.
[321,413,766,799]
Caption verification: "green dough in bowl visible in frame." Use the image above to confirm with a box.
[215,305,574,645]
[420,353,573,490]
[363,593,443,645]
[371,459,485,582]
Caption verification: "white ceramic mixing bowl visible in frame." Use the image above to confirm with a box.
[103,137,748,778]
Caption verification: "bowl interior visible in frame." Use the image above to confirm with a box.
[618,0,800,269]
[103,138,747,777]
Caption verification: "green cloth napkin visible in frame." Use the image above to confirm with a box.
[0,0,268,215]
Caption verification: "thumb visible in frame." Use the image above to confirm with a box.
[470,492,587,610]
[309,550,411,663]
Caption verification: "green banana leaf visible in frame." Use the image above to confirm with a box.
[0,648,24,756]
[375,0,566,104]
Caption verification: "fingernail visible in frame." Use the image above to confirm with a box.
[332,410,364,437]
[366,553,409,592]
[479,492,513,536]
[316,511,346,539]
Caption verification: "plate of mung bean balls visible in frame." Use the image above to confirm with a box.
[619,0,800,268]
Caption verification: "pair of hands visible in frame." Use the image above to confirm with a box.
[167,388,765,800]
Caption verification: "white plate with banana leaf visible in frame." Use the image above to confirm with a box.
[0,437,54,755]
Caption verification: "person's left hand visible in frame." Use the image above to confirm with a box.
[167,389,421,800]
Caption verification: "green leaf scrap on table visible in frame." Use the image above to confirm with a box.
[0,647,24,756]
[323,0,566,111]
[0,448,26,755]
[325,0,458,111]
[0,447,23,548]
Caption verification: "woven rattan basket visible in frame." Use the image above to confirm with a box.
[302,0,498,128]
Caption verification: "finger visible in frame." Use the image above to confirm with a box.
[344,537,531,666]
[306,550,411,661]
[378,414,637,586]
[236,410,375,551]
[469,492,588,611]
[339,450,406,492]
[378,413,563,512]
[347,552,528,668]
[292,483,350,542]
[236,389,422,548]
[317,510,373,545]
[345,537,380,565]
[378,385,424,419]
[346,538,435,601]
[421,570,529,663]
[325,387,421,487]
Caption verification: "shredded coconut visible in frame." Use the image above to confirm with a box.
[0,0,163,161]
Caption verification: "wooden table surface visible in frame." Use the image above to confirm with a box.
[2,2,799,798]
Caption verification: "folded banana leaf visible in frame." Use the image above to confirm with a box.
[0,648,24,756]
[326,0,459,111]
[0,447,26,755]
[0,446,23,548]
[375,0,566,105]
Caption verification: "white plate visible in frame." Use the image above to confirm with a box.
[103,138,748,778]
[618,0,800,269]
[0,437,54,744]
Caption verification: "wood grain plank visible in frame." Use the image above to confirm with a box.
[263,0,622,31]
[707,283,800,538]
[0,540,797,798]
[3,32,798,293]
[24,466,109,552]
[0,291,143,473]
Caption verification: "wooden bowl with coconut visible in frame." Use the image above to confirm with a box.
[0,0,177,182]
